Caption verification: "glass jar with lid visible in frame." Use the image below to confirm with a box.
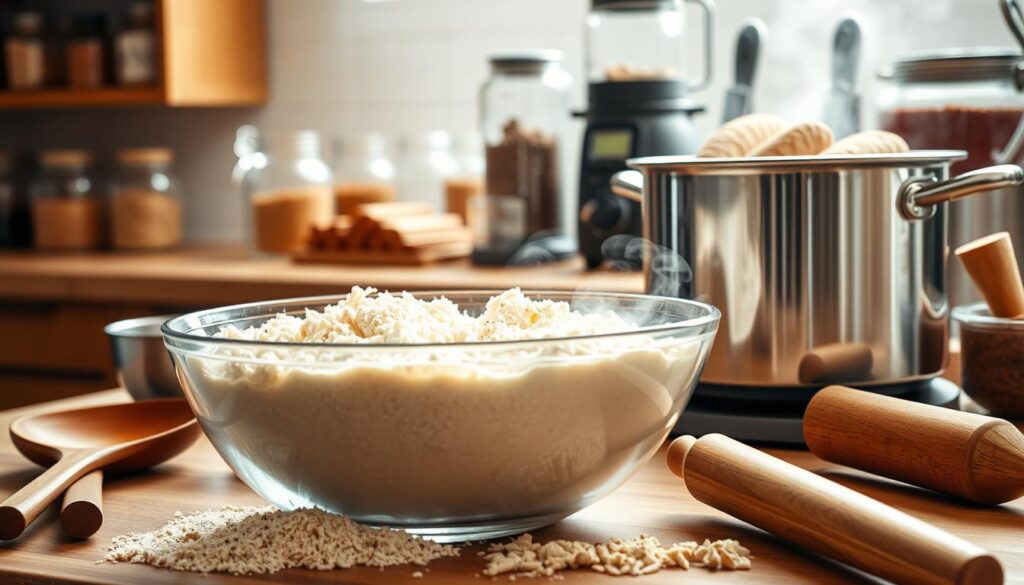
[247,130,333,254]
[5,12,46,90]
[31,150,103,251]
[876,47,1024,308]
[333,132,396,215]
[472,51,574,265]
[586,0,712,85]
[110,147,182,250]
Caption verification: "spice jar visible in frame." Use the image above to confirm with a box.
[110,148,182,250]
[5,12,45,90]
[473,51,573,265]
[31,150,103,251]
[332,132,396,215]
[248,130,333,254]
[952,303,1024,417]
[115,2,156,86]
[67,14,106,89]
[877,47,1024,308]
[0,152,31,248]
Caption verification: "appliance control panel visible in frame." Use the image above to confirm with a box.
[578,124,642,268]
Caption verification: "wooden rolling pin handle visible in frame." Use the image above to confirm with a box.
[667,434,1003,585]
[955,232,1024,318]
[804,385,1024,505]
[798,342,873,384]
[0,450,97,540]
[61,469,103,538]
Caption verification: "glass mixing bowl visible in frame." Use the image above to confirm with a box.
[162,290,719,542]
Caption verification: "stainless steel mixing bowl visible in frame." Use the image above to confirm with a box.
[105,314,183,400]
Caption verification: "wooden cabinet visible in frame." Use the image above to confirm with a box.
[0,301,169,410]
[0,0,266,109]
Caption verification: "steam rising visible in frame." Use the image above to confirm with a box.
[569,235,697,328]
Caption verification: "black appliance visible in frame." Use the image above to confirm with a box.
[576,80,704,268]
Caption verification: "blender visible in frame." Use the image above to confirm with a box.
[577,0,714,269]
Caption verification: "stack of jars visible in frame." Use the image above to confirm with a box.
[0,147,183,252]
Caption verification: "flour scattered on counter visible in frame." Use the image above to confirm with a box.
[482,534,751,579]
[104,506,459,575]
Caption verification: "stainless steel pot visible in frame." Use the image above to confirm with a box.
[611,152,1024,387]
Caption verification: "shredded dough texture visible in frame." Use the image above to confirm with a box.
[217,287,636,344]
[483,533,751,578]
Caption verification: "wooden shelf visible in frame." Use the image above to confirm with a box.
[0,86,164,109]
[0,0,266,110]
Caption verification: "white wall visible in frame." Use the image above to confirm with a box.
[0,0,1011,242]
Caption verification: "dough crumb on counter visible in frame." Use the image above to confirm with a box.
[482,534,751,579]
[104,506,459,575]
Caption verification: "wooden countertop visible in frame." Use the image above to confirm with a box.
[0,391,1021,584]
[0,248,643,307]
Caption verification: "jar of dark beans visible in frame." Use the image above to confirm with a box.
[473,51,575,265]
[877,46,1024,309]
[953,303,1024,418]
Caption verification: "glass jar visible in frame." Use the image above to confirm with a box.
[31,150,103,251]
[585,0,712,86]
[472,51,573,264]
[248,130,333,254]
[877,48,1024,309]
[333,132,396,215]
[67,14,106,89]
[110,148,182,250]
[5,12,45,90]
[115,2,157,86]
[0,152,31,248]
[445,131,484,224]
[395,130,457,211]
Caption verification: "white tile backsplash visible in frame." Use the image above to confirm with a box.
[0,0,1014,243]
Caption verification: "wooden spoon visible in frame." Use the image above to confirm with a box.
[0,399,199,540]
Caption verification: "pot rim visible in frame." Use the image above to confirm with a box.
[627,150,968,174]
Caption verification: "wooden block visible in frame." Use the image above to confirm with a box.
[353,201,432,220]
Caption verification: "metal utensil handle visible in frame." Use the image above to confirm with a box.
[684,0,715,92]
[610,170,644,203]
[898,164,1024,221]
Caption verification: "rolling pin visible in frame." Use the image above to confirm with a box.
[955,232,1024,318]
[667,434,1003,585]
[804,385,1024,505]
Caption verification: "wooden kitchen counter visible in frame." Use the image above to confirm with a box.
[1,391,1021,584]
[0,247,643,307]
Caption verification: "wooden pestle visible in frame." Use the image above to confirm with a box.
[804,385,1024,505]
[955,232,1024,318]
[666,434,1003,585]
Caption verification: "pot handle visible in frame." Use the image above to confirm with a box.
[610,170,645,203]
[897,164,1024,221]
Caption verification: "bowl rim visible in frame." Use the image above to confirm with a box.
[105,313,182,338]
[952,302,1024,329]
[161,289,720,350]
